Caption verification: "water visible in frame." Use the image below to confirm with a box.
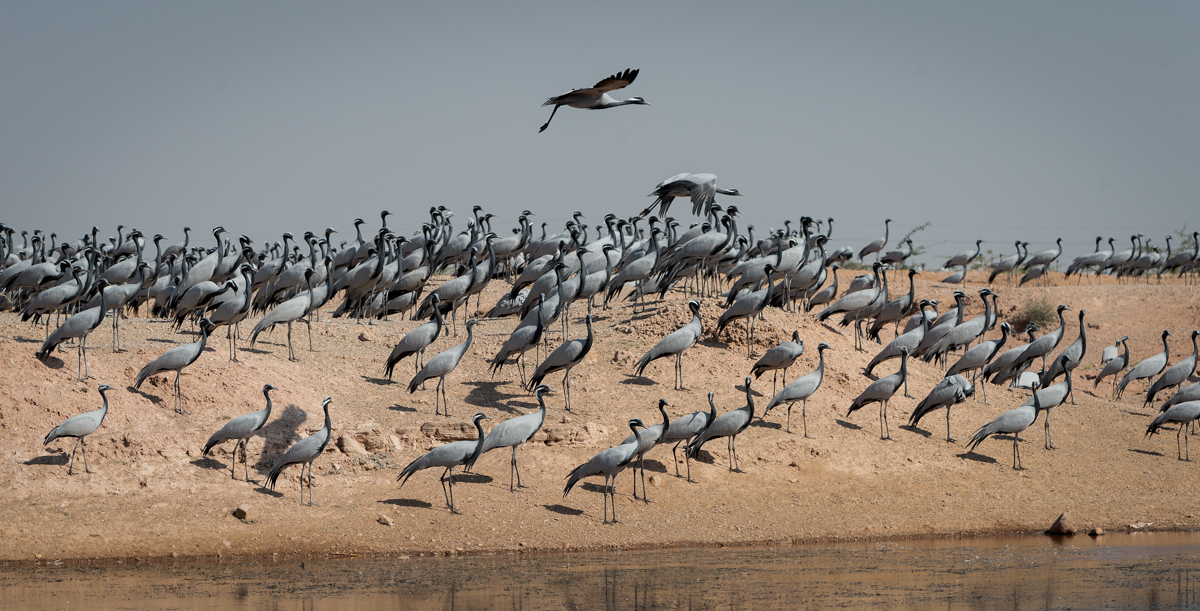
[4,531,1200,610]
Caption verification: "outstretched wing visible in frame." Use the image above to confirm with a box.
[593,68,639,92]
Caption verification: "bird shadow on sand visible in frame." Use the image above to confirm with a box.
[463,380,527,413]
[1128,448,1165,457]
[13,336,42,344]
[239,347,272,355]
[253,487,285,499]
[638,459,668,473]
[24,453,68,466]
[834,419,861,430]
[750,419,782,430]
[453,473,492,484]
[819,323,844,335]
[361,376,394,386]
[250,405,309,470]
[957,451,997,464]
[387,404,418,412]
[190,457,226,472]
[37,356,65,370]
[580,482,608,494]
[130,386,165,407]
[900,425,932,438]
[145,337,176,344]
[620,375,657,386]
[1122,410,1152,418]
[542,504,583,516]
[380,498,433,509]
[733,382,765,397]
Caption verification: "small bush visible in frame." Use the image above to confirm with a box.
[1012,296,1055,330]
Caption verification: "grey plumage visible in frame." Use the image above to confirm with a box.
[265,397,333,506]
[945,322,1010,405]
[762,342,830,437]
[1145,330,1199,407]
[465,386,551,491]
[248,268,317,362]
[642,173,742,218]
[1039,310,1089,401]
[966,380,1042,470]
[1117,330,1171,399]
[635,300,702,390]
[1161,383,1200,413]
[687,378,756,472]
[1146,401,1200,461]
[908,375,974,442]
[43,383,112,475]
[36,279,111,381]
[398,412,488,513]
[564,418,647,524]
[540,69,648,134]
[409,319,479,417]
[1018,356,1073,450]
[134,318,215,415]
[620,399,671,502]
[528,314,593,412]
[658,392,719,482]
[385,295,443,381]
[858,218,891,261]
[489,293,545,385]
[866,300,933,381]
[847,346,908,439]
[202,384,277,481]
[1094,336,1130,394]
[1006,304,1070,376]
[715,265,776,358]
[751,330,804,395]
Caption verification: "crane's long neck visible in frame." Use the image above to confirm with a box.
[1077,312,1086,353]
[98,389,110,425]
[263,389,273,420]
[581,317,594,353]
[744,384,755,420]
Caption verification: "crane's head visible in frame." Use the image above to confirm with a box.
[817,342,832,352]
[533,385,552,398]
[97,383,113,393]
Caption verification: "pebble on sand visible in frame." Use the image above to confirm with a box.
[1045,512,1077,535]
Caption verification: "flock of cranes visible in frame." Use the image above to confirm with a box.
[9,202,1198,521]
[4,68,1199,523]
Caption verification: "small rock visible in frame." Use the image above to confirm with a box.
[1045,512,1077,535]
[34,553,43,561]
[172,551,179,558]
[1089,527,1105,536]
[358,331,372,342]
[649,475,662,488]
[378,514,393,527]
[337,435,370,457]
[1128,522,1153,530]
[233,505,256,521]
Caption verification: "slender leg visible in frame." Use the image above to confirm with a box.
[439,467,452,508]
[287,322,297,361]
[82,335,91,380]
[786,403,793,434]
[671,441,681,477]
[945,408,953,443]
[508,444,523,489]
[80,438,92,474]
[802,399,814,439]
[631,456,639,499]
[640,455,649,503]
[1013,432,1023,470]
[174,370,183,414]
[231,440,239,479]
[306,318,313,351]
[66,438,80,475]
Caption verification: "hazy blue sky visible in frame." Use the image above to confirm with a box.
[1,1,1196,267]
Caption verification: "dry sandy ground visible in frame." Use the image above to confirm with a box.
[1,270,1199,564]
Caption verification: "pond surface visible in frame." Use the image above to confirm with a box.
[4,531,1200,610]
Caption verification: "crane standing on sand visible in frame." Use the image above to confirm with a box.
[564,418,647,524]
[265,397,333,506]
[202,384,277,481]
[398,412,489,513]
[42,384,113,475]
